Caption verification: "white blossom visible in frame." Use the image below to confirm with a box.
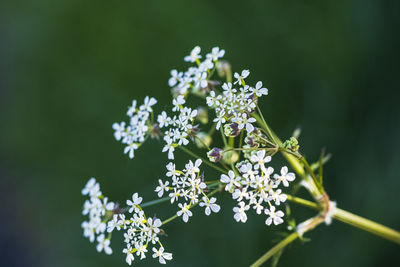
[199,197,221,216]
[152,247,173,264]
[127,193,143,213]
[177,203,193,222]
[265,206,284,226]
[155,179,170,197]
[234,69,250,85]
[206,47,225,61]
[274,166,296,187]
[96,234,113,255]
[233,201,249,223]
[184,46,201,62]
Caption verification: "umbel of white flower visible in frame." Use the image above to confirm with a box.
[85,46,298,265]
[81,178,172,265]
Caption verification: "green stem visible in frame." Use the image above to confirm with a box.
[141,197,170,208]
[253,195,400,266]
[250,232,299,267]
[287,195,400,245]
[334,208,400,245]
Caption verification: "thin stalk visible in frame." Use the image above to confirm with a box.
[141,197,170,208]
[256,106,276,144]
[250,232,299,267]
[237,130,244,159]
[194,135,211,151]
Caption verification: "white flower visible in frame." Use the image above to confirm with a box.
[166,162,180,178]
[233,201,249,223]
[147,217,162,234]
[253,198,265,214]
[177,203,192,222]
[172,95,185,112]
[135,243,148,260]
[193,71,208,89]
[199,197,220,216]
[124,143,138,159]
[220,170,241,191]
[234,69,250,85]
[206,47,225,61]
[162,139,175,160]
[157,111,170,128]
[126,193,143,213]
[141,96,157,112]
[273,166,295,187]
[96,234,112,255]
[112,122,126,141]
[213,112,226,130]
[269,189,287,206]
[155,179,170,197]
[250,150,271,170]
[81,177,100,197]
[265,206,284,226]
[184,46,201,62]
[235,113,256,132]
[251,81,268,97]
[168,69,182,87]
[123,247,135,265]
[185,159,202,178]
[152,247,173,264]
[127,100,137,116]
[107,214,122,232]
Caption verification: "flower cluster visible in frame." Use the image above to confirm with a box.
[206,74,268,132]
[169,46,225,96]
[110,193,172,265]
[113,96,157,159]
[158,96,198,160]
[156,159,220,222]
[81,179,173,265]
[220,150,295,225]
[81,178,115,254]
[85,46,302,266]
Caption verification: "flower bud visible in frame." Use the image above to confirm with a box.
[222,149,239,165]
[282,137,300,152]
[224,123,240,137]
[207,147,223,163]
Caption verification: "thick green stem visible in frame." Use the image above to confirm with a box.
[253,195,400,266]
[287,195,400,244]
[334,208,400,245]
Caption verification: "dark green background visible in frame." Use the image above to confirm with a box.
[1,0,399,266]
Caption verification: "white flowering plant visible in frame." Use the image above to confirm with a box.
[81,46,400,266]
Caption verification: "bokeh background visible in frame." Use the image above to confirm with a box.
[1,0,399,266]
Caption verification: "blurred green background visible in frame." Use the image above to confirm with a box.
[1,0,399,266]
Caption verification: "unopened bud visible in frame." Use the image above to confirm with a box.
[207,147,223,163]
[224,123,240,137]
